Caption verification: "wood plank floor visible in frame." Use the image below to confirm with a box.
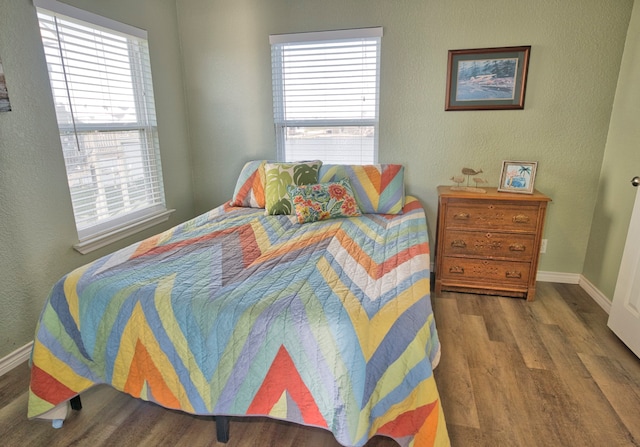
[435,282,640,447]
[1,282,639,446]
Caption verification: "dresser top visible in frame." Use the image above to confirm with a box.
[437,186,551,202]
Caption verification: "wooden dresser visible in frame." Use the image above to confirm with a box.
[435,186,551,301]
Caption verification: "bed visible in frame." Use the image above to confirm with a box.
[28,162,450,447]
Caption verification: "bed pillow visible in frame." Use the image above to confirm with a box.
[230,160,266,208]
[264,161,322,215]
[288,179,361,224]
[318,164,405,214]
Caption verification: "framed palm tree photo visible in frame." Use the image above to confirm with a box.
[498,161,537,194]
[0,54,11,113]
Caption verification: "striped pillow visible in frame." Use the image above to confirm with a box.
[230,160,266,208]
[318,164,405,214]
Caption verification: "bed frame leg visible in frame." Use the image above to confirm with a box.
[70,395,82,411]
[215,416,230,443]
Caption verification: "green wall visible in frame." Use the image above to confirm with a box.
[0,0,194,359]
[583,1,640,299]
[177,0,633,275]
[0,0,636,360]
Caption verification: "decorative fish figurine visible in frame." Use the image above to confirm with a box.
[462,168,483,176]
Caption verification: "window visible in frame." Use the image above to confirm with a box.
[270,28,382,165]
[35,0,170,253]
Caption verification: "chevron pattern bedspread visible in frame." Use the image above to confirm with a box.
[28,196,448,447]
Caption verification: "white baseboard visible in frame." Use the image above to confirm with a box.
[578,275,612,314]
[537,270,581,284]
[0,341,32,377]
[537,270,611,314]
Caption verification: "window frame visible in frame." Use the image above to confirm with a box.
[270,27,383,165]
[35,0,172,254]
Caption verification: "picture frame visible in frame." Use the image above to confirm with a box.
[445,46,531,111]
[498,161,537,194]
[0,54,11,113]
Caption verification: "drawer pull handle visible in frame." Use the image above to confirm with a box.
[506,271,522,279]
[454,212,470,220]
[512,214,530,224]
[509,244,526,252]
[451,240,467,249]
[449,266,465,274]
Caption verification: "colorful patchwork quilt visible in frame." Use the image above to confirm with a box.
[28,196,449,447]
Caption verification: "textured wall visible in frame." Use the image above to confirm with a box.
[583,1,640,299]
[0,0,193,359]
[0,0,636,360]
[177,0,633,278]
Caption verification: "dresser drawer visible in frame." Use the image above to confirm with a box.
[445,201,540,232]
[435,186,551,301]
[441,230,536,261]
[440,257,531,286]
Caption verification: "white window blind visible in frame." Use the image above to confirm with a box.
[36,1,168,249]
[270,28,382,164]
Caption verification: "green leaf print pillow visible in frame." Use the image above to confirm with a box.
[264,161,322,215]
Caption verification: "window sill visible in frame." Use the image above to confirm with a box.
[73,208,175,255]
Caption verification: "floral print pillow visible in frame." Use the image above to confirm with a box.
[287,179,362,224]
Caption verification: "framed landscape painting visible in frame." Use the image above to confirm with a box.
[0,54,11,113]
[446,46,531,111]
